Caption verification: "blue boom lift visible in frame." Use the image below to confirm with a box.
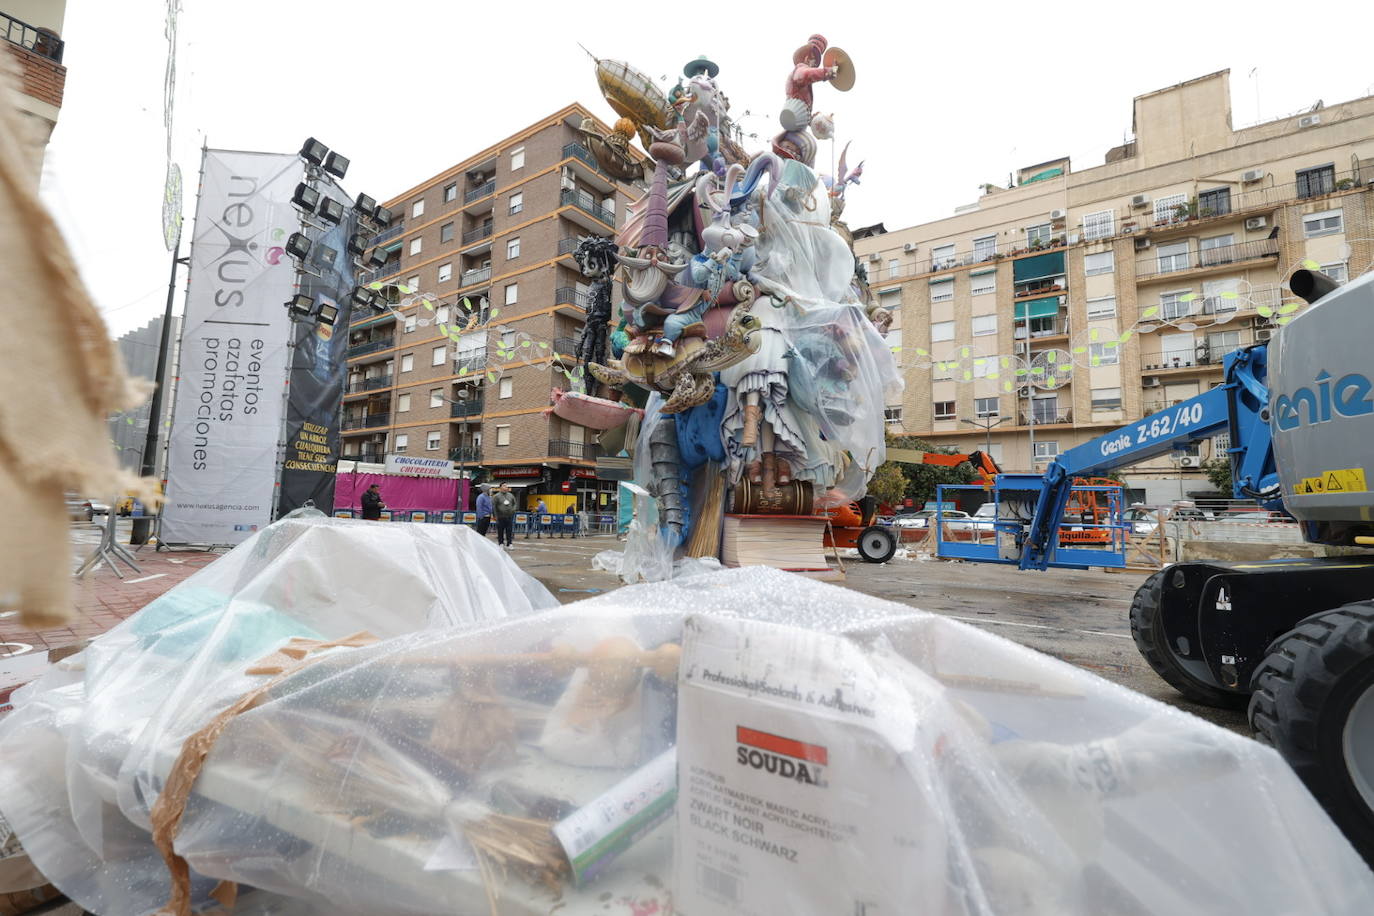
[935,269,1374,863]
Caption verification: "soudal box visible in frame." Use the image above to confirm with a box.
[675,614,946,915]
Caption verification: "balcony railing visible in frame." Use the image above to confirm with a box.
[1141,348,1227,371]
[465,179,496,203]
[368,222,404,248]
[449,395,484,418]
[351,450,384,463]
[2,13,63,62]
[1014,319,1071,340]
[454,349,488,374]
[1142,399,1190,415]
[560,189,615,226]
[553,336,580,355]
[460,266,492,288]
[1019,409,1073,426]
[360,262,402,284]
[343,413,391,431]
[462,223,493,245]
[1136,237,1279,279]
[557,237,581,256]
[548,439,601,460]
[555,287,588,309]
[346,337,394,358]
[449,445,482,464]
[345,375,392,394]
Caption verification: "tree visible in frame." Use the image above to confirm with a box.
[866,461,908,509]
[884,433,979,507]
[1204,457,1232,495]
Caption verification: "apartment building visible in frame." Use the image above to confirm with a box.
[856,70,1374,504]
[347,104,638,510]
[3,1,66,182]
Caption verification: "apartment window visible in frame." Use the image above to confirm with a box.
[1203,278,1239,313]
[1031,396,1059,424]
[1156,241,1189,274]
[397,392,412,413]
[972,357,995,379]
[510,147,525,170]
[975,397,999,418]
[412,199,425,218]
[884,406,903,424]
[1153,193,1186,224]
[1089,341,1120,366]
[443,183,457,203]
[430,389,444,408]
[934,400,956,420]
[434,305,448,325]
[407,275,420,290]
[933,360,954,380]
[1206,330,1241,359]
[1026,223,1052,246]
[887,258,899,279]
[1320,262,1349,284]
[440,221,454,243]
[932,244,955,270]
[409,238,422,256]
[504,283,518,306]
[400,353,414,372]
[496,424,511,446]
[404,314,417,333]
[971,272,996,296]
[1199,186,1231,217]
[886,328,903,353]
[1033,441,1059,461]
[1304,209,1343,238]
[877,286,902,306]
[931,320,955,342]
[1159,291,1192,320]
[930,279,954,303]
[1085,251,1114,276]
[1091,387,1122,411]
[1086,296,1117,320]
[1082,210,1114,240]
[1296,164,1335,199]
[438,263,452,283]
[972,314,997,336]
[426,431,441,451]
[499,377,513,399]
[501,329,516,350]
[509,191,523,216]
[973,235,997,262]
[394,434,408,453]
[428,346,444,366]
[507,237,521,260]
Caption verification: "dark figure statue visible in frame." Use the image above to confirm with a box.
[573,235,619,389]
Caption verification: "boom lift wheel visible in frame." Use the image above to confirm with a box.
[1249,601,1374,865]
[856,525,897,564]
[1129,570,1247,709]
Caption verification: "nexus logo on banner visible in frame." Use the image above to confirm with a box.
[208,174,269,308]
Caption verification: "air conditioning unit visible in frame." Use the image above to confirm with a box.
[1255,327,1274,342]
[560,168,576,191]
[1178,456,1202,468]
[1298,114,1321,129]
[1245,216,1268,231]
[1131,194,1151,209]
[903,242,916,252]
[1241,169,1266,184]
[1142,376,1162,388]
[1049,208,1067,221]
[867,252,881,262]
[1134,237,1152,251]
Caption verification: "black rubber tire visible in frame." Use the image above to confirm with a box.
[1129,569,1248,709]
[1249,601,1374,865]
[856,525,897,564]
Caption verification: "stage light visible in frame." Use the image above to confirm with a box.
[312,243,339,268]
[348,286,373,309]
[292,183,321,212]
[300,137,329,166]
[355,193,376,216]
[365,248,388,269]
[285,232,312,260]
[373,205,393,225]
[286,294,314,319]
[318,197,345,225]
[316,302,340,327]
[370,291,389,313]
[347,233,369,257]
[324,151,350,179]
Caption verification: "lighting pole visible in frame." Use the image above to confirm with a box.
[960,415,1009,458]
[438,385,482,510]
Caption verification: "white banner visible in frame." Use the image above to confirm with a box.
[161,150,301,545]
[384,454,455,478]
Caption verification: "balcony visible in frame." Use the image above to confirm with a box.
[2,12,63,62]
[465,179,496,203]
[555,286,588,309]
[557,237,581,256]
[1014,319,1070,340]
[345,375,392,395]
[563,142,600,171]
[360,261,402,284]
[450,395,484,418]
[449,445,482,464]
[350,449,384,463]
[554,335,580,356]
[346,336,394,359]
[560,189,615,228]
[1142,399,1190,416]
[368,222,404,249]
[343,412,391,431]
[455,348,488,374]
[549,439,601,461]
[1135,238,1279,281]
[1140,348,1225,372]
[1018,409,1073,426]
[460,266,492,288]
[462,223,493,245]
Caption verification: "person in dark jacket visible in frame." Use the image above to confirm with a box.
[360,484,384,520]
[474,486,494,536]
[492,484,518,548]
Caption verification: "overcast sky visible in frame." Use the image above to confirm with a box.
[39,0,1372,338]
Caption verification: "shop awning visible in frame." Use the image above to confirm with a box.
[1022,166,1063,185]
[1014,296,1062,320]
[349,313,395,331]
[1012,251,1065,283]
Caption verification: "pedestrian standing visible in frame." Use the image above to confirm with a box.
[474,486,494,537]
[360,484,385,521]
[534,497,548,538]
[492,484,518,549]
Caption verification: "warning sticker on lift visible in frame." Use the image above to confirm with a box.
[1296,468,1368,495]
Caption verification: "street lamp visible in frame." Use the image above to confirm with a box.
[960,415,1009,459]
[436,387,482,508]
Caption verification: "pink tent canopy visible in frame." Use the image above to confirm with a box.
[335,472,470,514]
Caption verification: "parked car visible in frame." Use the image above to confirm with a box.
[959,503,999,532]
[65,494,94,522]
[89,498,110,517]
[891,509,970,530]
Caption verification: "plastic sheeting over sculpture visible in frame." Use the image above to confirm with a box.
[1,524,1371,915]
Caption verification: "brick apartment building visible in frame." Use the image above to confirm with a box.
[4,1,67,183]
[856,70,1374,504]
[346,104,640,510]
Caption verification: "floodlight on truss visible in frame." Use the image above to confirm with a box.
[318,197,345,225]
[285,294,314,319]
[323,151,350,179]
[316,302,340,327]
[355,193,377,217]
[291,183,321,213]
[299,137,328,166]
[285,232,312,261]
[346,233,369,257]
